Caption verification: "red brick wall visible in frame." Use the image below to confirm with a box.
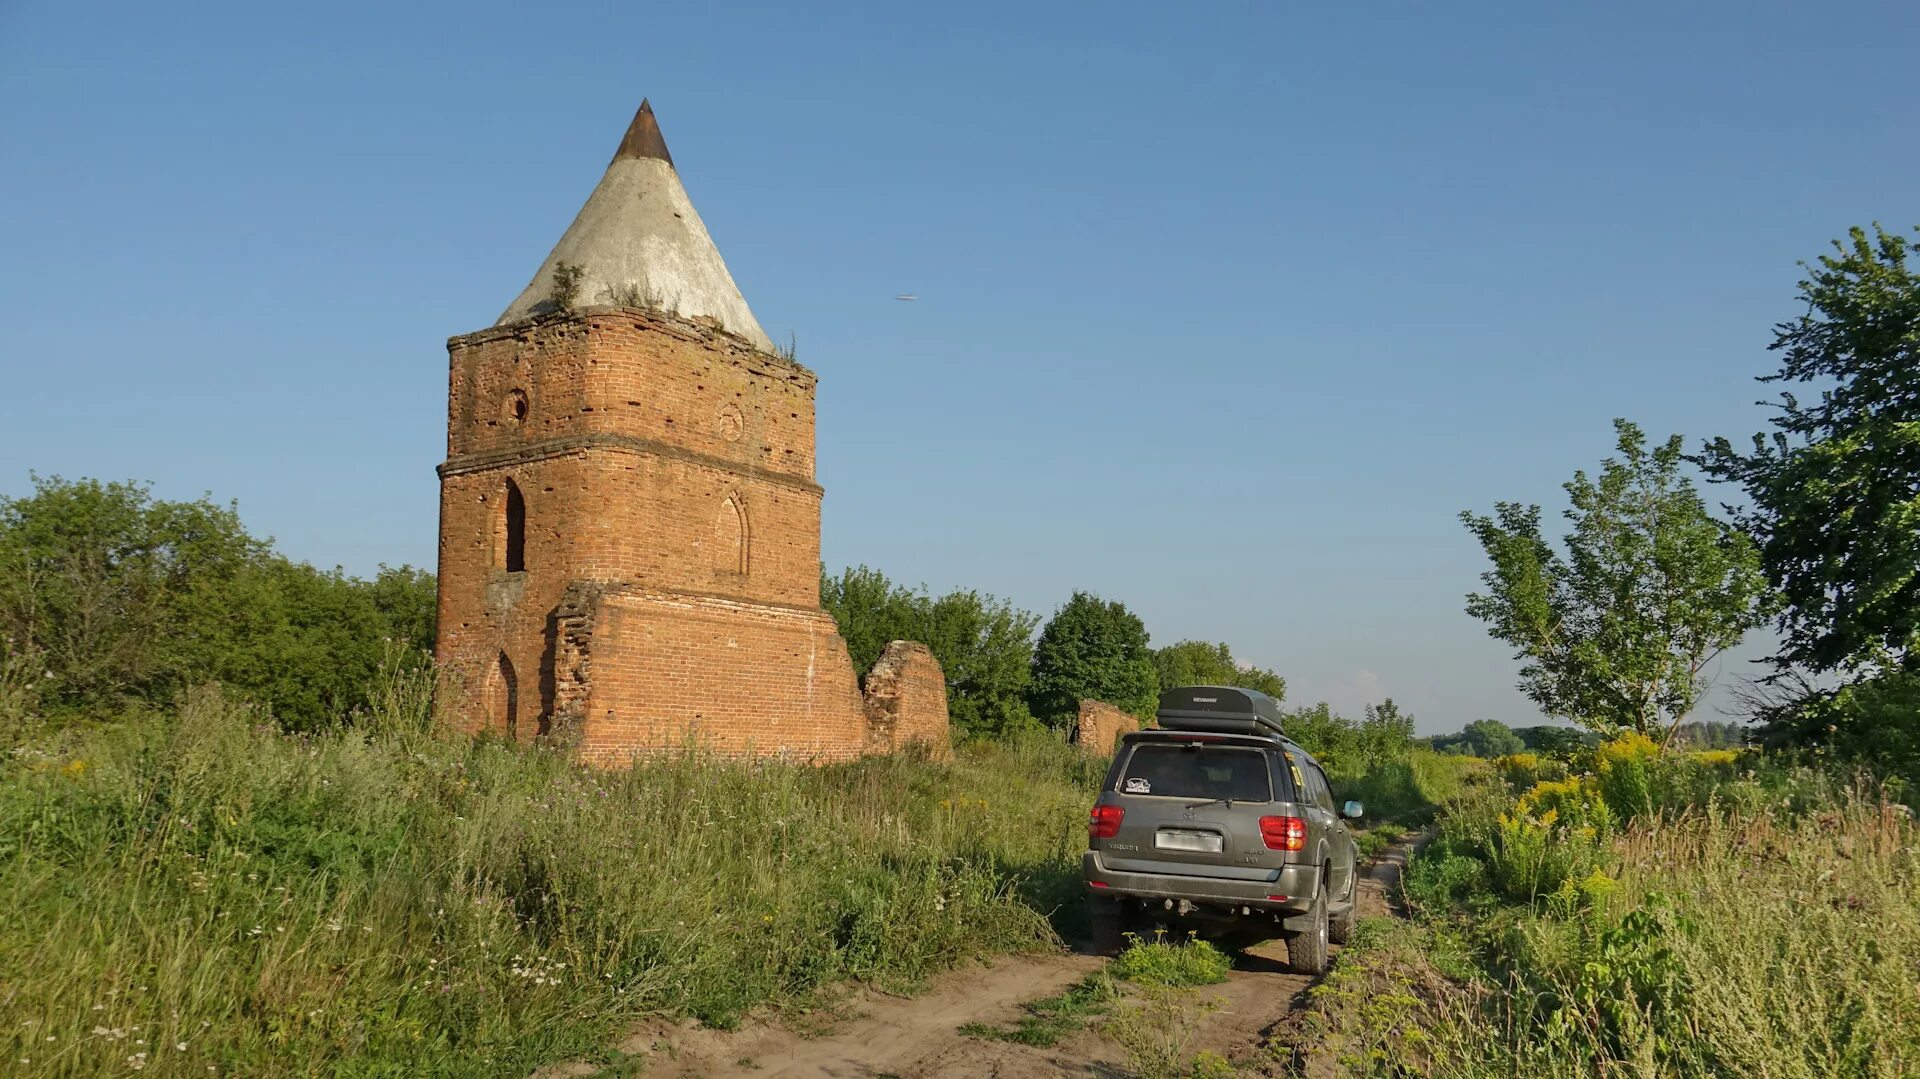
[439,308,822,608]
[569,587,868,766]
[1074,699,1140,756]
[861,641,953,759]
[433,306,945,763]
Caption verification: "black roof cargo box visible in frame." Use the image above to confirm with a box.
[1155,685,1286,738]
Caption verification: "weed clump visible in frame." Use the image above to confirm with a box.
[1103,974,1226,1078]
[1110,936,1232,987]
[959,971,1119,1047]
[549,261,586,313]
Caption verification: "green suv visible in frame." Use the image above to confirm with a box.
[1082,686,1363,974]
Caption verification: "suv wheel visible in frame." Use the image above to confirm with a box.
[1286,882,1330,975]
[1088,894,1126,957]
[1329,873,1358,945]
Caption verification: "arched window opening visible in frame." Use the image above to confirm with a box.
[488,651,518,737]
[503,478,526,572]
[713,494,748,575]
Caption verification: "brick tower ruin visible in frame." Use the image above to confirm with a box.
[434,100,949,765]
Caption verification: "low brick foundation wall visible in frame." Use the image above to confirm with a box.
[862,641,953,759]
[1074,699,1140,755]
[568,586,871,766]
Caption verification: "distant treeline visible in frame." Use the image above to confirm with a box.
[0,476,435,730]
[1420,717,1749,759]
[821,565,1290,742]
[820,565,1437,770]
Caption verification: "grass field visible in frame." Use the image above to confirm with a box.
[1289,742,1920,1078]
[0,671,1107,1077]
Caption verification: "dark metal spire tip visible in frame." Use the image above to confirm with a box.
[612,98,673,167]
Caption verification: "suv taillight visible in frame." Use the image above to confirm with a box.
[1088,804,1125,839]
[1260,815,1307,852]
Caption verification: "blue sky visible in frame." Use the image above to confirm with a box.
[2,2,1913,733]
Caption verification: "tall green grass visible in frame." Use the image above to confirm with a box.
[1421,793,1920,1077]
[0,675,1104,1077]
[1330,747,1490,827]
[1311,739,1920,1078]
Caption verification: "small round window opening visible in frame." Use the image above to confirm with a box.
[504,389,530,425]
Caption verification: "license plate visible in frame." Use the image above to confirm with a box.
[1155,829,1224,853]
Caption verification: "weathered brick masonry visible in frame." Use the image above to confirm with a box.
[1074,699,1141,755]
[861,641,953,759]
[433,100,948,763]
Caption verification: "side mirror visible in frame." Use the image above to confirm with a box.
[1340,800,1364,820]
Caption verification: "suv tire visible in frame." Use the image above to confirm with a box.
[1088,894,1127,957]
[1329,874,1358,945]
[1286,882,1330,975]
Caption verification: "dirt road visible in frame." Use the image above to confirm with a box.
[551,841,1413,1078]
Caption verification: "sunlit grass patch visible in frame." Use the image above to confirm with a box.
[1110,935,1232,988]
[958,971,1120,1047]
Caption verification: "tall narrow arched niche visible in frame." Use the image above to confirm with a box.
[712,492,748,577]
[498,477,526,572]
[487,651,519,738]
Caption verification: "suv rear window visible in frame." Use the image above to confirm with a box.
[1119,745,1272,802]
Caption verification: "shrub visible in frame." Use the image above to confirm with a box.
[1,638,42,747]
[1493,751,1568,790]
[549,262,585,312]
[1403,847,1492,917]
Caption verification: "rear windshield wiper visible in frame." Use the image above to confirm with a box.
[1185,797,1235,810]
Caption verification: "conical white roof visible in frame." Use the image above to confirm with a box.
[498,100,774,351]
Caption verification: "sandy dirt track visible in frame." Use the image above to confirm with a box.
[542,842,1415,1078]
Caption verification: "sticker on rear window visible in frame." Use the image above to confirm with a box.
[1123,777,1151,794]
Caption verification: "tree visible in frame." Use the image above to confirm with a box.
[819,565,921,674]
[1281,702,1356,762]
[1433,718,1525,758]
[0,475,435,728]
[1748,667,1920,779]
[1512,724,1595,759]
[1149,639,1287,700]
[1029,591,1158,726]
[1669,719,1747,750]
[1462,420,1775,744]
[0,476,264,710]
[918,588,1042,740]
[186,559,437,730]
[1357,698,1416,760]
[821,565,1041,740]
[1699,226,1920,675]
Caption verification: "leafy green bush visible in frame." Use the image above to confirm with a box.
[1491,751,1567,791]
[1338,737,1920,1078]
[1331,748,1490,827]
[1403,847,1492,917]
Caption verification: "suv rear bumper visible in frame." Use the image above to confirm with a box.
[1083,851,1317,914]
